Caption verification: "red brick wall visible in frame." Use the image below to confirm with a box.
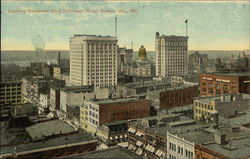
[199,73,250,96]
[159,85,198,110]
[99,100,151,125]
[195,144,231,159]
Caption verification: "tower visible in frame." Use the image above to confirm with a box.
[69,34,118,86]
[155,32,188,78]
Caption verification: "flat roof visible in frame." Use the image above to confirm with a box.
[205,136,250,158]
[88,97,145,104]
[25,119,75,140]
[196,93,250,104]
[120,80,170,89]
[68,146,143,159]
[203,72,250,77]
[220,110,250,126]
[61,85,94,92]
[0,131,96,156]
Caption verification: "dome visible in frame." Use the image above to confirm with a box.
[138,45,147,60]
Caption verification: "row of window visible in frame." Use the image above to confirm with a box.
[195,102,213,110]
[169,142,193,159]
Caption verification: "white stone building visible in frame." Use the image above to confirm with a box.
[167,131,194,159]
[155,32,188,78]
[70,34,118,87]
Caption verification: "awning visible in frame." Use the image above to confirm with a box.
[156,149,166,157]
[136,140,143,146]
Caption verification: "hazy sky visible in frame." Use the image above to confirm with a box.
[1,1,249,51]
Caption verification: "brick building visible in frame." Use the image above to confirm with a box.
[80,97,151,133]
[199,72,250,96]
[159,85,198,110]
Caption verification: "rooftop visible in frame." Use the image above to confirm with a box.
[204,72,250,77]
[61,85,94,93]
[87,97,145,104]
[204,136,250,158]
[0,130,96,156]
[195,93,250,104]
[67,146,143,159]
[25,119,76,140]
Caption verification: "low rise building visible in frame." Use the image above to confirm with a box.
[199,72,250,96]
[128,113,250,159]
[193,93,250,123]
[159,85,198,110]
[60,85,94,113]
[25,119,76,141]
[10,103,38,118]
[117,80,170,97]
[80,97,151,133]
[0,81,22,106]
[96,120,128,146]
[21,76,65,105]
[0,130,97,159]
[67,146,142,159]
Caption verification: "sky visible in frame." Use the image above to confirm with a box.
[1,1,249,51]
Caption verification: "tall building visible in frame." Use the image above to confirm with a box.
[0,81,22,106]
[70,34,118,87]
[155,32,188,78]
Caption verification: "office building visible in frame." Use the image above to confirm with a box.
[0,81,22,106]
[70,34,118,87]
[155,32,188,78]
[80,97,151,133]
[200,72,250,96]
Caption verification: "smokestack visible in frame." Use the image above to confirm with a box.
[115,17,117,37]
[131,41,133,50]
[58,51,61,65]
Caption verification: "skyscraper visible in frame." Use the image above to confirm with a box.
[70,34,118,86]
[155,32,188,78]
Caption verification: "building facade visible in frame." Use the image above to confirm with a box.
[188,51,208,74]
[0,81,22,106]
[159,85,198,110]
[193,93,250,123]
[60,86,94,112]
[70,34,118,87]
[199,72,250,96]
[155,32,188,78]
[80,97,151,133]
[117,47,133,74]
[167,132,194,159]
[50,87,61,111]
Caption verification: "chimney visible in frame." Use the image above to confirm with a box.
[220,95,225,102]
[58,51,61,65]
[230,94,235,101]
[214,131,226,145]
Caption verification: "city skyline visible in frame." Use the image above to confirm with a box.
[1,1,249,51]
